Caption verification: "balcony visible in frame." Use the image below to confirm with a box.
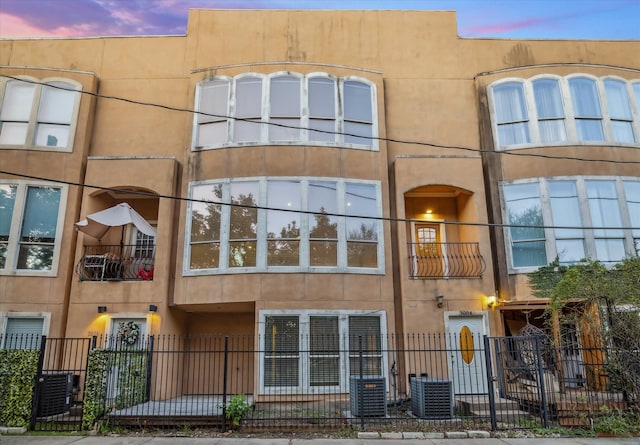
[76,244,154,281]
[407,242,485,279]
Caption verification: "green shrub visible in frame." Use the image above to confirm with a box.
[225,394,251,429]
[82,349,109,430]
[0,349,39,427]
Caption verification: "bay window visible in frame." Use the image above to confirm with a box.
[194,72,377,150]
[502,177,639,271]
[489,75,640,149]
[260,310,386,393]
[0,181,66,274]
[187,177,384,274]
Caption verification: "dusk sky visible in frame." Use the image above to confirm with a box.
[0,0,638,40]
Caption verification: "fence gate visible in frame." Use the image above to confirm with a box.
[490,336,555,429]
[31,337,92,431]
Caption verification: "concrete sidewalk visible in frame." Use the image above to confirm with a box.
[1,436,639,445]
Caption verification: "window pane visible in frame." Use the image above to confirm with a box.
[344,121,372,145]
[0,122,29,145]
[18,186,60,270]
[349,316,382,376]
[0,185,17,269]
[494,82,528,122]
[270,118,300,141]
[37,82,76,124]
[309,77,336,119]
[3,317,43,350]
[533,79,566,143]
[569,78,604,141]
[610,121,635,143]
[587,181,623,237]
[270,76,300,116]
[265,316,299,387]
[309,181,338,266]
[497,122,530,145]
[190,184,222,269]
[267,181,301,266]
[346,183,378,267]
[549,181,583,238]
[344,81,372,123]
[634,83,640,115]
[0,80,35,121]
[229,182,258,268]
[605,80,635,143]
[310,316,339,386]
[504,183,547,267]
[556,239,585,264]
[595,239,626,265]
[198,80,229,145]
[34,123,69,147]
[624,181,640,238]
[234,77,262,142]
[309,119,335,142]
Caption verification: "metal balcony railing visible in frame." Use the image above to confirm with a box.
[407,242,485,279]
[76,244,155,281]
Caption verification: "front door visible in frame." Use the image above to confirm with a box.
[447,315,488,394]
[413,223,446,277]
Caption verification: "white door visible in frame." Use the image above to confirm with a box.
[447,315,488,395]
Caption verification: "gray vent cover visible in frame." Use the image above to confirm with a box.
[410,376,453,419]
[37,373,73,417]
[349,375,386,417]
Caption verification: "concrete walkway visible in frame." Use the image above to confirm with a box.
[0,436,638,445]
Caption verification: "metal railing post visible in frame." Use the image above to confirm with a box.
[29,335,47,430]
[221,336,229,432]
[534,336,550,428]
[483,335,498,431]
[359,335,364,430]
[145,335,154,402]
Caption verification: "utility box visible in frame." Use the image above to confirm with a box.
[410,376,453,419]
[349,375,387,417]
[37,373,74,417]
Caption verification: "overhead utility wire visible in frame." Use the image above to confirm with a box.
[2,168,639,232]
[3,75,640,165]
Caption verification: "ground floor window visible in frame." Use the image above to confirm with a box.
[0,313,48,349]
[259,310,386,393]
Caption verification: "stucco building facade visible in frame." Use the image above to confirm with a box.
[1,9,639,396]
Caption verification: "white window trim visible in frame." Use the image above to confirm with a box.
[501,176,640,274]
[0,180,68,276]
[489,74,640,150]
[184,176,385,276]
[0,311,51,347]
[0,76,82,152]
[193,72,379,151]
[258,309,388,395]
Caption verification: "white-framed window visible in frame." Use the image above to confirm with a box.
[489,75,640,149]
[258,310,387,394]
[502,176,640,272]
[0,180,67,275]
[0,312,50,349]
[0,76,81,151]
[193,72,377,150]
[186,177,384,275]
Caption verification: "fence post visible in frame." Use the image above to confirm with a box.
[29,335,47,430]
[145,335,154,402]
[534,336,550,428]
[359,335,364,430]
[221,336,229,433]
[483,335,498,431]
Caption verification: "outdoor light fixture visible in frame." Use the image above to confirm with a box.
[436,294,444,308]
[97,306,107,314]
[486,294,497,309]
[149,304,158,312]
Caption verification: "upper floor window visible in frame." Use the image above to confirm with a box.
[186,177,384,275]
[0,181,66,275]
[502,177,639,272]
[194,73,377,150]
[0,77,81,151]
[489,75,640,149]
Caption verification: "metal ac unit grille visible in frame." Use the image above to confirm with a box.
[410,376,453,419]
[37,373,73,417]
[350,375,386,417]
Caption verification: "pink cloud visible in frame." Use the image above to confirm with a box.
[0,13,57,37]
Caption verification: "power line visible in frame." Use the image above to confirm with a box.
[3,74,640,165]
[2,168,639,232]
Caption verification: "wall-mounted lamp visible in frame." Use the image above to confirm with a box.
[149,304,158,313]
[97,306,107,314]
[436,294,444,308]
[486,295,497,309]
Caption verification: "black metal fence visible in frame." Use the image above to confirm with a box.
[407,242,485,279]
[0,333,635,433]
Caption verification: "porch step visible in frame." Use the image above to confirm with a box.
[455,396,530,421]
